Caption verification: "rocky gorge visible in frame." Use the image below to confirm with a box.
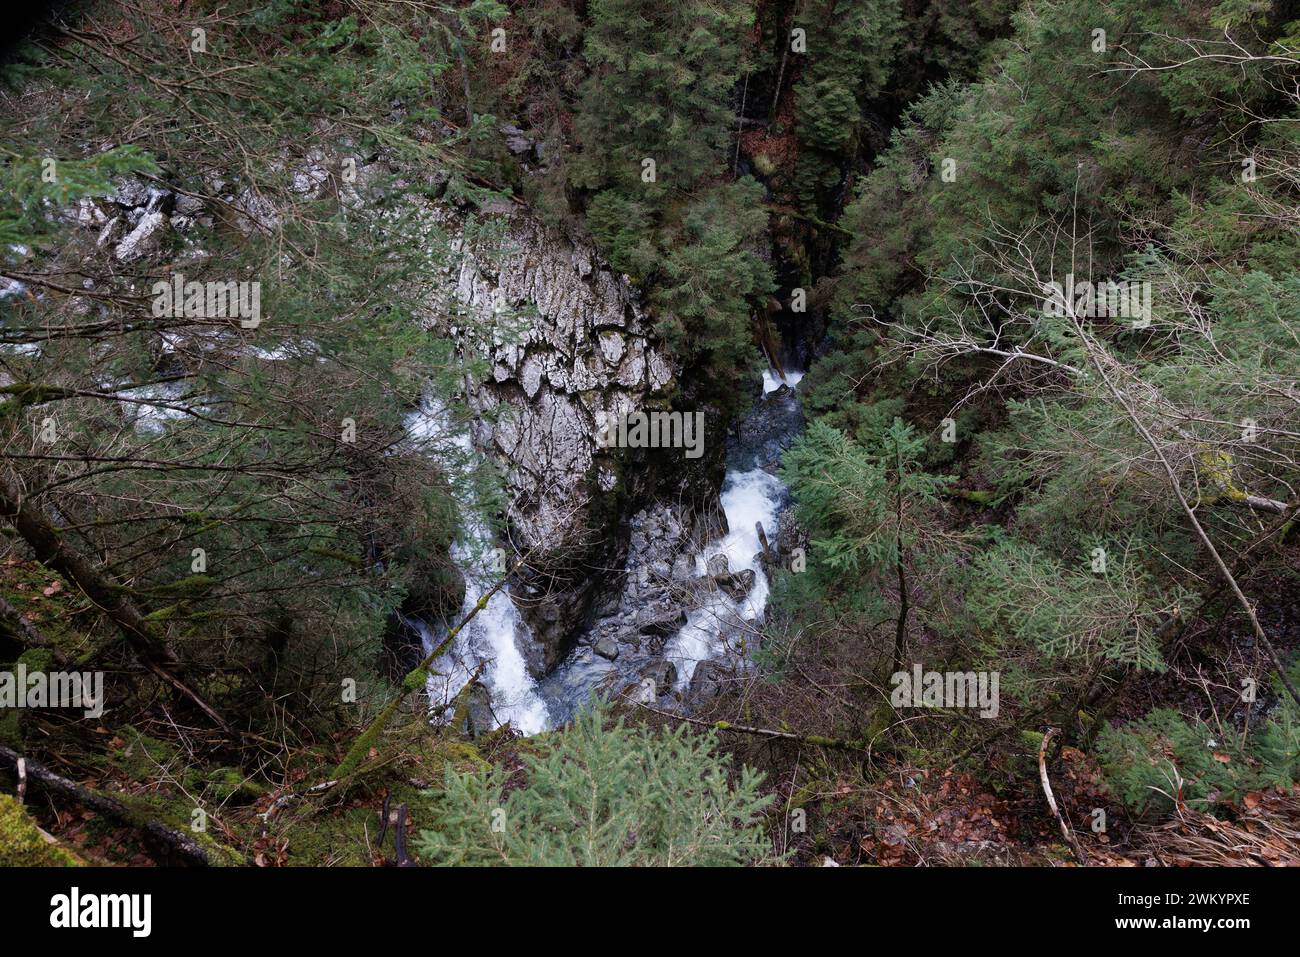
[417,203,811,733]
[21,143,814,740]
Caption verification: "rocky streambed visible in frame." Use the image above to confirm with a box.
[33,162,811,737]
[401,203,811,734]
[419,362,809,735]
[536,371,807,724]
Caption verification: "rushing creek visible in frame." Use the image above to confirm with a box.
[410,367,806,734]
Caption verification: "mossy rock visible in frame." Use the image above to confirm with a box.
[0,793,81,866]
[16,647,55,673]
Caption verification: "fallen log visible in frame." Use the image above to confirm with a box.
[0,744,216,866]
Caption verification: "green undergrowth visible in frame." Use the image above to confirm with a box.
[268,714,505,866]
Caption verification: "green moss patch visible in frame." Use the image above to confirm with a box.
[0,793,81,866]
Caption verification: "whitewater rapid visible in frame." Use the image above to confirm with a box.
[762,367,805,395]
[662,467,785,688]
[662,366,801,686]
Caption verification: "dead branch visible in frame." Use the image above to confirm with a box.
[1038,728,1088,865]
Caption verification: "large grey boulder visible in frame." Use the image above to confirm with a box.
[636,601,688,639]
[420,208,678,665]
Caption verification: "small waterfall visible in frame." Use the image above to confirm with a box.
[539,365,805,716]
[404,365,803,732]
[663,466,785,688]
[405,398,551,734]
[762,367,805,395]
[663,366,803,686]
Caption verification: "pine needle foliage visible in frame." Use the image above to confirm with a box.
[416,703,775,866]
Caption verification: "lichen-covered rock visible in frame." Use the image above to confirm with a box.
[421,208,678,666]
[428,209,674,555]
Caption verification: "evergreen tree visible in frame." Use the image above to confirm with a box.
[416,703,774,866]
[781,417,952,674]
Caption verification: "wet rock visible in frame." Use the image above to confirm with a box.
[593,636,620,661]
[465,682,496,738]
[684,659,731,708]
[715,568,755,602]
[591,584,624,618]
[638,658,677,693]
[527,599,574,674]
[702,553,756,601]
[636,601,687,638]
[615,658,677,703]
[733,384,806,472]
[567,501,701,671]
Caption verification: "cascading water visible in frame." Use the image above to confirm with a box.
[761,367,805,395]
[539,365,806,717]
[405,365,803,734]
[662,466,785,688]
[405,398,551,734]
[662,367,805,687]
